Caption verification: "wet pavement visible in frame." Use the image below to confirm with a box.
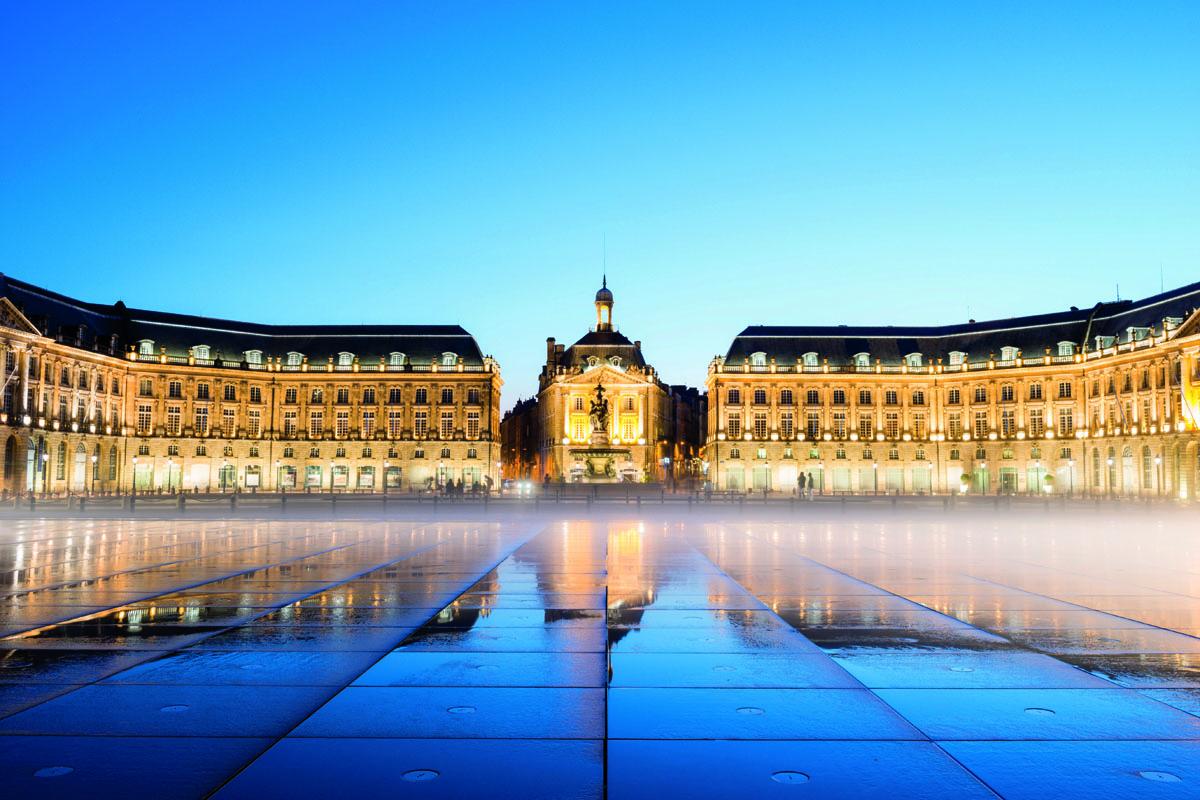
[0,512,1198,797]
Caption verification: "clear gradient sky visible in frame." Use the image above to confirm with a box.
[2,2,1197,408]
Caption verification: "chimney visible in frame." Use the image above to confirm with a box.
[634,340,641,350]
[546,337,556,365]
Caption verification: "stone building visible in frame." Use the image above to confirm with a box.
[0,274,502,495]
[521,279,682,483]
[707,282,1200,497]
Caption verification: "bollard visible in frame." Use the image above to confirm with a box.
[331,494,337,515]
[231,494,237,512]
[280,494,287,514]
[178,494,185,513]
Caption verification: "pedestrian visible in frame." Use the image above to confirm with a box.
[807,472,816,500]
[797,472,806,497]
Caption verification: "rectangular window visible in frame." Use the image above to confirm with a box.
[1001,384,1014,402]
[1001,409,1015,436]
[194,407,209,436]
[780,412,794,439]
[440,411,454,439]
[858,389,872,405]
[884,389,898,406]
[727,388,741,404]
[907,413,924,439]
[948,412,962,439]
[858,414,873,440]
[753,412,767,439]
[414,410,428,437]
[1057,409,1074,438]
[415,388,428,404]
[806,412,821,439]
[753,388,767,405]
[139,378,153,397]
[283,411,298,437]
[947,388,961,404]
[223,384,236,402]
[832,389,846,405]
[441,388,454,404]
[388,410,402,438]
[222,408,236,437]
[466,410,480,439]
[1029,408,1044,438]
[388,387,402,404]
[1058,381,1072,399]
[336,410,349,438]
[285,387,298,404]
[973,411,988,439]
[805,389,819,405]
[884,412,899,439]
[137,403,153,434]
[197,383,210,400]
[1029,383,1043,400]
[362,411,375,439]
[727,415,741,439]
[336,388,350,405]
[168,380,182,398]
[250,386,262,403]
[832,411,846,438]
[362,387,376,404]
[308,410,323,437]
[467,388,481,404]
[247,410,261,438]
[973,387,986,403]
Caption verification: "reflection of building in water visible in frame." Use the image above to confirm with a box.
[0,274,502,496]
[605,522,656,644]
[708,281,1200,497]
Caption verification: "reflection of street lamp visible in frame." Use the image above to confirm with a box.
[1155,455,1162,498]
[1033,459,1042,494]
[1068,458,1075,497]
[167,457,174,493]
[872,461,878,495]
[383,460,390,496]
[1106,456,1114,497]
[329,460,335,495]
[274,459,281,491]
[90,453,98,495]
[40,451,49,497]
[132,455,139,496]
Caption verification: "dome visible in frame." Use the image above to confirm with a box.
[595,275,613,302]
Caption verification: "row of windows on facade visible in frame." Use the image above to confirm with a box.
[724,408,1079,440]
[134,406,483,440]
[724,444,1071,462]
[135,381,482,405]
[131,443,479,461]
[742,332,1177,369]
[137,342,460,368]
[724,383,1079,407]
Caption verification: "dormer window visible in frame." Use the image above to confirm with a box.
[192,345,211,360]
[441,352,458,366]
[608,355,623,368]
[1095,335,1115,350]
[802,352,819,368]
[586,356,600,369]
[244,350,263,365]
[337,352,354,367]
[1000,346,1018,361]
[1126,326,1149,342]
[138,340,155,356]
[904,353,923,368]
[388,352,406,367]
[1056,341,1074,357]
[285,351,304,367]
[749,352,767,367]
[853,353,871,369]
[948,351,966,366]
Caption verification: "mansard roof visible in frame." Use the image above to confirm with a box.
[562,328,646,368]
[0,273,486,365]
[726,280,1200,366]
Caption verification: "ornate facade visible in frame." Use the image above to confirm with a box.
[0,274,501,496]
[707,282,1200,497]
[531,280,677,483]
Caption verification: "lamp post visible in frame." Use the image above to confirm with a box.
[383,459,389,496]
[131,455,138,497]
[1068,458,1075,497]
[40,451,49,497]
[167,457,174,494]
[1155,455,1162,498]
[1033,458,1042,495]
[872,461,878,496]
[90,453,98,495]
[1106,456,1114,498]
[329,460,335,495]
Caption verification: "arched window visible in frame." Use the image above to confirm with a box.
[853,353,871,369]
[802,352,819,368]
[948,351,967,366]
[138,340,155,356]
[337,352,354,367]
[244,350,263,365]
[1000,346,1018,361]
[905,353,923,368]
[609,355,623,368]
[1057,341,1075,357]
[388,352,406,367]
[192,345,211,360]
[749,352,767,367]
[285,352,303,367]
[441,352,458,366]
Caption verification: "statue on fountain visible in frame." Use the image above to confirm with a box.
[589,381,610,445]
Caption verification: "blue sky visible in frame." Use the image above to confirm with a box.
[2,2,1197,407]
